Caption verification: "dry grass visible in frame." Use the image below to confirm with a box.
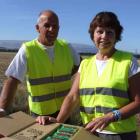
[0,52,15,84]
[0,51,28,114]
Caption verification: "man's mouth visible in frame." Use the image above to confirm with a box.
[46,34,56,40]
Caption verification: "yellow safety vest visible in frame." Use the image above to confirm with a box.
[25,39,73,115]
[79,50,136,133]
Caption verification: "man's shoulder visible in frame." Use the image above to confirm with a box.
[55,39,68,47]
[55,39,72,53]
[24,39,36,46]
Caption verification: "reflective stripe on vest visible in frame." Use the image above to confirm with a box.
[79,50,136,133]
[80,87,128,98]
[29,89,69,102]
[80,106,118,114]
[25,39,73,115]
[29,74,71,85]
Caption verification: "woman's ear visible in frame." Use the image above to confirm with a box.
[36,24,40,33]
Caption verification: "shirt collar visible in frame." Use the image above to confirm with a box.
[36,39,54,50]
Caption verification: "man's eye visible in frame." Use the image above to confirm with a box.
[52,25,57,29]
[44,24,58,29]
[44,24,50,28]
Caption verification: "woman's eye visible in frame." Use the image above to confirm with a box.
[97,30,103,34]
[107,31,114,36]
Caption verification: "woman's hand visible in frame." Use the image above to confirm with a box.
[85,113,114,133]
[36,116,57,125]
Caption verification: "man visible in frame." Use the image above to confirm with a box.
[0,10,80,117]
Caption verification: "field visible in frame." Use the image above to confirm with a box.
[0,51,140,134]
[0,51,28,113]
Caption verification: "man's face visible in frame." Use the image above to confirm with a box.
[36,12,59,46]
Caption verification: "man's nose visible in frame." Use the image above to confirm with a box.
[48,26,53,31]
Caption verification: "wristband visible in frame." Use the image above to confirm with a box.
[112,110,121,121]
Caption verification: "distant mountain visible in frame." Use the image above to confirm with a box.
[0,40,97,55]
[0,40,26,49]
[1,40,139,58]
[70,43,97,55]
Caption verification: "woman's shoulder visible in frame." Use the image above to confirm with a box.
[80,55,95,67]
[117,49,132,56]
[115,50,132,60]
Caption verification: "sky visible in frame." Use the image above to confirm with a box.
[0,0,140,53]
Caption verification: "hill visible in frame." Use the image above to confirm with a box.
[0,40,140,58]
[0,40,97,55]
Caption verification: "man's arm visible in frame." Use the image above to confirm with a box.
[0,44,26,117]
[68,44,82,75]
[71,65,80,75]
[57,73,80,123]
[0,76,19,116]
[71,56,82,75]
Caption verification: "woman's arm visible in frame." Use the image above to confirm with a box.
[120,72,140,119]
[56,72,80,123]
[36,73,80,125]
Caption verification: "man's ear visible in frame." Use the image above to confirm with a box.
[36,24,40,33]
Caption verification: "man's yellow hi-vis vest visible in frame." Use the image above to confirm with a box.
[79,50,136,133]
[25,39,73,115]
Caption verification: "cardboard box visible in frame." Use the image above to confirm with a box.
[0,111,100,140]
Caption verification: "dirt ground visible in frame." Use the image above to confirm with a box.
[0,51,28,113]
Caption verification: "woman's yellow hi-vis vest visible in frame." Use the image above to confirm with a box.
[25,39,73,115]
[79,50,136,133]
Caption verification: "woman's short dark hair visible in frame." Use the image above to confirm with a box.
[88,11,123,42]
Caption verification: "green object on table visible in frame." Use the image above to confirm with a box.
[42,125,79,140]
[58,125,78,134]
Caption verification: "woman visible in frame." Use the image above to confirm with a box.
[36,11,140,140]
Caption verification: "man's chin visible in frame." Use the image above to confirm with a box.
[45,38,56,46]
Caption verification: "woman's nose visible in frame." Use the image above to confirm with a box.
[101,32,107,38]
[101,31,110,39]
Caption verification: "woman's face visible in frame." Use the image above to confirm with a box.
[93,26,116,52]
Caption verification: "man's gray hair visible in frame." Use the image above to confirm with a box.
[37,10,58,24]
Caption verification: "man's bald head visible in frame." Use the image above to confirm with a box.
[37,10,59,25]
